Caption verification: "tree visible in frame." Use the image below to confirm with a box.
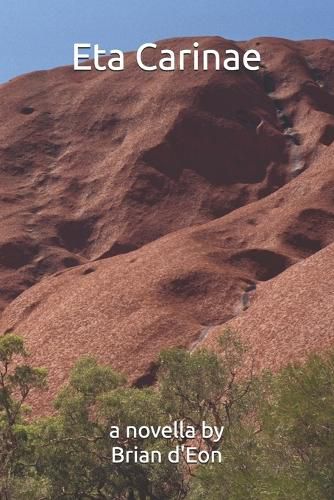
[259,352,334,499]
[35,329,254,499]
[190,350,334,500]
[3,331,334,499]
[0,334,47,499]
[159,329,255,441]
[35,356,184,499]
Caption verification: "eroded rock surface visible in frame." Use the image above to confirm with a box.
[0,37,333,411]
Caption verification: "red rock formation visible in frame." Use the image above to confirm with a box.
[203,242,334,373]
[0,37,333,410]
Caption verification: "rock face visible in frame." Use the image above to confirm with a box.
[203,242,334,373]
[0,36,334,411]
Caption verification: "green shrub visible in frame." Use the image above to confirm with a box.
[2,331,334,499]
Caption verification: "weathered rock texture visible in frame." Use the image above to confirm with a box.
[0,36,333,411]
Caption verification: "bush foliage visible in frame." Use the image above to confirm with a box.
[0,331,333,499]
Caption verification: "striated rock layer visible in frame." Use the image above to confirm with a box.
[0,36,333,411]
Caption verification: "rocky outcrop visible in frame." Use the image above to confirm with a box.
[0,36,333,411]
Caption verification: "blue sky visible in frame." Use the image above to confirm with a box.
[1,0,333,83]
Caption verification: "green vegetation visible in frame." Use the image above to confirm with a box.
[0,331,334,499]
[0,334,47,499]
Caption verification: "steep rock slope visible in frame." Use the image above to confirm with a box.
[0,37,333,311]
[203,242,334,373]
[0,139,333,412]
